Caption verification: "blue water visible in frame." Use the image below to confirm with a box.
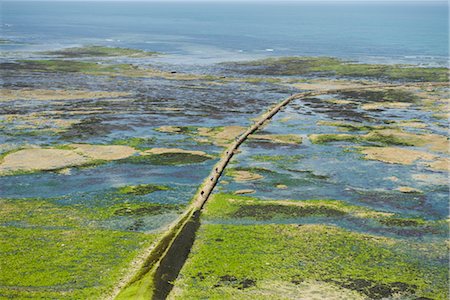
[0,1,448,65]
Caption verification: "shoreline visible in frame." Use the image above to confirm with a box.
[109,80,447,299]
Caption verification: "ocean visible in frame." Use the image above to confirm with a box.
[0,1,448,65]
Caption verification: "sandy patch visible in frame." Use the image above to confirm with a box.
[361,102,412,110]
[0,148,90,174]
[0,144,138,175]
[249,134,302,145]
[421,134,449,153]
[325,98,355,105]
[229,170,263,182]
[290,79,371,92]
[276,184,288,189]
[142,148,211,157]
[71,144,138,160]
[233,189,256,195]
[395,120,428,129]
[396,186,423,193]
[155,125,183,133]
[421,157,449,172]
[360,147,436,165]
[155,126,184,133]
[198,126,245,147]
[0,88,130,101]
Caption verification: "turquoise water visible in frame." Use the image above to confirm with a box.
[1,1,448,65]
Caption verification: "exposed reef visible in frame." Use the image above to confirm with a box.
[224,57,449,82]
[42,45,159,58]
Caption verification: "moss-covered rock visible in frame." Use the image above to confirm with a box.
[125,151,212,165]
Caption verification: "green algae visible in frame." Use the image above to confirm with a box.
[205,194,355,221]
[117,184,170,196]
[203,194,443,233]
[233,204,346,220]
[0,226,153,299]
[309,133,360,144]
[124,152,212,165]
[171,223,448,299]
[379,217,426,227]
[113,203,181,217]
[0,198,156,299]
[248,134,303,145]
[309,128,438,147]
[229,57,449,82]
[4,129,58,137]
[363,130,423,146]
[42,45,159,58]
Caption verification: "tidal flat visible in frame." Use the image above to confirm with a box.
[0,45,449,299]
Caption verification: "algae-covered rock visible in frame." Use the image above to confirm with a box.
[310,127,449,153]
[363,129,449,152]
[129,148,213,165]
[309,133,359,144]
[117,184,170,196]
[249,134,302,145]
